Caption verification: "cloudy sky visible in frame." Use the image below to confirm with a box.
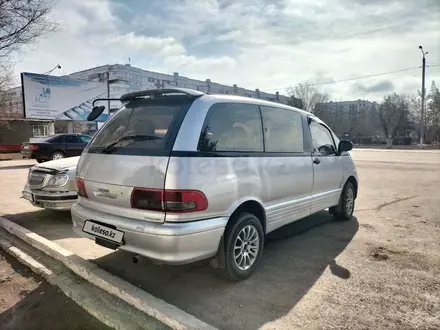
[12,0,440,101]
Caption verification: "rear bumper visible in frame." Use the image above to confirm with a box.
[21,150,34,159]
[71,203,227,265]
[22,185,77,211]
[21,150,50,160]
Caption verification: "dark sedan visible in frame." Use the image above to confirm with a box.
[21,134,92,163]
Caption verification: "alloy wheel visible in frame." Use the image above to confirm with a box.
[233,225,260,271]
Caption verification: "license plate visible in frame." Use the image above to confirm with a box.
[22,191,34,202]
[82,221,124,244]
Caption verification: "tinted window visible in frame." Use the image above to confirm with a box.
[47,135,64,143]
[79,135,91,143]
[261,106,304,152]
[310,121,336,156]
[87,97,192,154]
[198,103,263,152]
[65,135,80,143]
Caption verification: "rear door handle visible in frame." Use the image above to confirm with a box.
[313,158,321,165]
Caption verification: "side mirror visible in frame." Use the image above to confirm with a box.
[87,106,105,121]
[338,140,353,153]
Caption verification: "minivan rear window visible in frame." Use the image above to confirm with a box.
[86,97,192,155]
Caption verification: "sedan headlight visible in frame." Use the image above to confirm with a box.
[47,174,69,187]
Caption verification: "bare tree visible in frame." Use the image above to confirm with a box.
[407,92,422,142]
[427,81,440,143]
[376,93,410,147]
[346,111,359,138]
[0,0,59,58]
[0,62,12,91]
[0,0,59,130]
[286,83,329,114]
[361,103,381,142]
[0,63,14,128]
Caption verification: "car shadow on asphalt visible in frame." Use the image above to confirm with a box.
[3,210,75,241]
[92,211,359,330]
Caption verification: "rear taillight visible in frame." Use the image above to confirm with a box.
[76,178,88,198]
[29,145,39,151]
[131,188,208,213]
[131,188,163,211]
[164,190,208,212]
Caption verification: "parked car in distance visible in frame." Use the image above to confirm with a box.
[21,134,92,163]
[71,88,358,281]
[22,156,79,211]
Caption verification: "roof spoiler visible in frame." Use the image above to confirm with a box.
[88,88,204,121]
[120,88,204,101]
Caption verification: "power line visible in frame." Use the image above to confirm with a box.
[263,66,422,92]
[311,66,421,86]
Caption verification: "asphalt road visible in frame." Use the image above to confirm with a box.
[0,149,439,329]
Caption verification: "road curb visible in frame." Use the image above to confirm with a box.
[0,237,53,278]
[0,216,217,330]
[0,233,162,329]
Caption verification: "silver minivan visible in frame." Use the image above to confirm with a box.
[71,88,358,281]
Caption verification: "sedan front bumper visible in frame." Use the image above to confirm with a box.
[22,185,78,211]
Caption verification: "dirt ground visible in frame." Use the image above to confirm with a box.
[0,250,113,330]
[0,150,439,329]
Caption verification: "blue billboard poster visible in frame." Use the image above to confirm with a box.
[21,72,109,121]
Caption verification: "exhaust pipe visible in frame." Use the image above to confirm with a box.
[133,255,162,265]
[133,255,142,264]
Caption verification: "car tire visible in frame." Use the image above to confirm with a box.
[217,212,264,281]
[36,159,45,163]
[51,151,65,160]
[334,181,355,221]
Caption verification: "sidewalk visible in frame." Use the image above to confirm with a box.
[0,153,22,161]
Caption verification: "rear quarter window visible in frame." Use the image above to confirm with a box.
[65,135,80,143]
[261,106,304,152]
[46,135,64,143]
[198,103,264,152]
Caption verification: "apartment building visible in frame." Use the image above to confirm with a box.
[316,100,379,139]
[69,63,290,112]
[0,64,290,146]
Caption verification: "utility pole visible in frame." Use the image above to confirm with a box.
[419,46,428,145]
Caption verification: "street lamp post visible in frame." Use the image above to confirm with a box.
[106,71,110,113]
[88,69,112,113]
[88,67,130,115]
[419,46,428,146]
[43,64,61,75]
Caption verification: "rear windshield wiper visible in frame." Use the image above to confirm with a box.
[101,135,162,154]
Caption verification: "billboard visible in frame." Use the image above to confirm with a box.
[21,72,110,121]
